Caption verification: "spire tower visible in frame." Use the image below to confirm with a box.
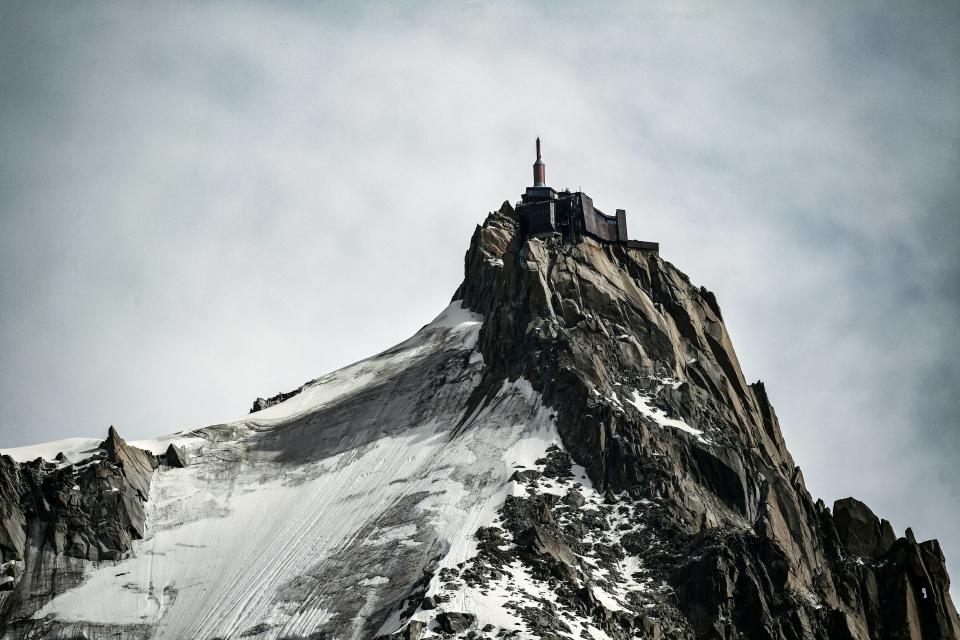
[533,137,546,187]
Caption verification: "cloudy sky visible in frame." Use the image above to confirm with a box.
[1,0,957,590]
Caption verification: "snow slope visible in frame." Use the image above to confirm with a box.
[1,438,102,463]
[15,303,572,639]
[1,433,202,461]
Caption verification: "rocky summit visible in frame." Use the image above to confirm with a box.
[0,201,958,639]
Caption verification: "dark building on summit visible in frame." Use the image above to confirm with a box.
[517,139,658,252]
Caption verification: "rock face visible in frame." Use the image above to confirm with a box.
[435,611,476,633]
[447,201,960,639]
[0,426,160,613]
[0,199,957,639]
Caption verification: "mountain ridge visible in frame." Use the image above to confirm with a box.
[0,200,956,639]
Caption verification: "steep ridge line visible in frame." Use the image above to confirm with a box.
[0,202,956,639]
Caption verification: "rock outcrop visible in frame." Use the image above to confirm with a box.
[445,201,960,639]
[250,388,305,413]
[0,426,161,610]
[163,443,189,468]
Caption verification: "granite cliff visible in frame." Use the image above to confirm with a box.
[0,201,956,639]
[448,202,960,639]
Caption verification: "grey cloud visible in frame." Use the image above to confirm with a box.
[1,0,958,597]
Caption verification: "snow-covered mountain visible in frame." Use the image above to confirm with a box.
[1,202,958,639]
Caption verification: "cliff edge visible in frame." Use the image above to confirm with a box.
[451,201,960,639]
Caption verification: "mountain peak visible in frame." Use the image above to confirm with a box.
[0,199,956,639]
[449,200,960,638]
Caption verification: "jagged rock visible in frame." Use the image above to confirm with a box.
[521,605,572,636]
[536,501,554,524]
[0,456,26,564]
[509,469,541,483]
[519,524,577,567]
[642,616,663,640]
[164,443,189,468]
[835,533,960,639]
[381,620,425,640]
[0,425,161,599]
[563,488,586,508]
[833,496,896,558]
[435,611,475,633]
[99,426,159,500]
[250,387,305,413]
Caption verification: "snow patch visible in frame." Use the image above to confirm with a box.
[239,302,481,425]
[31,311,586,639]
[1,437,101,463]
[627,389,707,443]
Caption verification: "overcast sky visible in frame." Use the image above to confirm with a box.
[1,0,958,592]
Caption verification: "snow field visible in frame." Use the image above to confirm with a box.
[26,303,582,639]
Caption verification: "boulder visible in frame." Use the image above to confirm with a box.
[520,524,577,567]
[384,620,424,640]
[435,611,475,633]
[509,469,541,483]
[564,489,586,508]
